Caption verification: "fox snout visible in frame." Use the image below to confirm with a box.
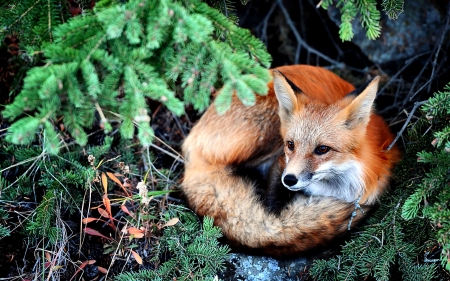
[282,171,313,190]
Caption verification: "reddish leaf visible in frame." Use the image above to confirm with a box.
[82,217,99,224]
[107,172,123,187]
[107,171,131,196]
[97,266,108,274]
[69,260,96,281]
[84,227,113,241]
[121,205,132,217]
[131,232,145,239]
[128,227,144,234]
[128,227,145,239]
[103,195,112,217]
[97,207,109,219]
[131,250,143,264]
[101,172,108,194]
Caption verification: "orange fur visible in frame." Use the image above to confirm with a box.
[182,65,400,256]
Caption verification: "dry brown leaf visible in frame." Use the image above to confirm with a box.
[84,227,113,241]
[97,207,109,219]
[107,171,131,196]
[131,250,143,264]
[82,217,98,224]
[69,260,96,281]
[121,205,133,217]
[128,227,144,234]
[131,232,145,239]
[107,172,123,187]
[103,195,112,217]
[101,172,108,194]
[163,218,179,227]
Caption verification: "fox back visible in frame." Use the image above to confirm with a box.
[181,65,400,256]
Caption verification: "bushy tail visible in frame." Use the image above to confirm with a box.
[182,155,372,256]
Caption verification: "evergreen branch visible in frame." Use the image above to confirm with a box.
[47,0,52,42]
[0,0,42,34]
[356,0,381,40]
[3,0,272,152]
[381,0,404,20]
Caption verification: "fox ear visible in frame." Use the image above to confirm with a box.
[273,70,301,123]
[342,76,380,129]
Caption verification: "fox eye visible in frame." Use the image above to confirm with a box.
[287,141,295,151]
[314,145,331,155]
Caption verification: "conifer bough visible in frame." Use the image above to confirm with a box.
[319,0,404,41]
[3,0,272,154]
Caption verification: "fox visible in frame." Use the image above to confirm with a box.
[181,65,400,256]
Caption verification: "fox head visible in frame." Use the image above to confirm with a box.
[272,70,380,203]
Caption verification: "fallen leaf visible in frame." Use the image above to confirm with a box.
[69,260,96,281]
[97,207,109,219]
[128,227,144,234]
[131,250,143,264]
[84,227,113,241]
[101,172,108,194]
[121,205,133,217]
[107,171,131,196]
[82,217,99,224]
[163,218,179,227]
[131,232,145,239]
[102,195,112,217]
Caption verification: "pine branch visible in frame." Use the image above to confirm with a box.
[382,0,405,20]
[3,0,272,153]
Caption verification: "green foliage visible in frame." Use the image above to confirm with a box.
[310,82,450,280]
[1,128,231,278]
[0,0,71,48]
[25,189,62,245]
[382,0,405,20]
[402,83,450,271]
[3,0,271,154]
[310,190,436,280]
[0,137,112,244]
[207,0,240,25]
[0,225,10,238]
[115,214,230,281]
[320,0,404,41]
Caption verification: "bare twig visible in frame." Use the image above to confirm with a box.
[377,52,430,97]
[150,142,184,164]
[276,0,345,67]
[428,4,450,93]
[255,2,277,44]
[307,0,344,58]
[386,100,428,151]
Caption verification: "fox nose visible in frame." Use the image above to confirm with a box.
[283,174,298,187]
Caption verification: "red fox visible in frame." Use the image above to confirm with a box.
[181,65,400,256]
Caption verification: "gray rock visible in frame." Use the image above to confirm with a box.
[328,0,444,64]
[219,253,308,281]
